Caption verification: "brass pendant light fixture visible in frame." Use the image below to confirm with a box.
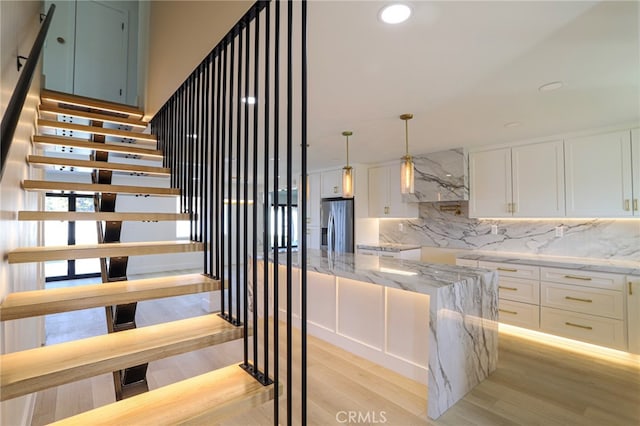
[400,113,414,194]
[342,131,354,198]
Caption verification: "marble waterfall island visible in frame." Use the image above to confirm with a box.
[257,250,498,420]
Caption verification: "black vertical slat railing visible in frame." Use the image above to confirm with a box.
[151,1,306,423]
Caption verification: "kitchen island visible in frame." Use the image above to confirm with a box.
[257,249,498,419]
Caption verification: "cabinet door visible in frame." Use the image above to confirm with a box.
[387,162,418,218]
[321,169,342,198]
[565,131,633,217]
[632,129,639,215]
[306,173,321,227]
[628,276,640,354]
[306,227,321,250]
[368,166,389,217]
[512,140,565,217]
[469,148,512,218]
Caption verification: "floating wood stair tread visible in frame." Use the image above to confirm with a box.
[27,155,170,176]
[7,240,204,264]
[38,119,157,142]
[18,211,189,222]
[41,89,144,119]
[50,364,275,426]
[0,274,218,321]
[33,134,162,158]
[22,180,180,197]
[39,104,148,129]
[0,314,242,401]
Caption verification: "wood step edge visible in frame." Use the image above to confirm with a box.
[41,89,144,118]
[38,104,148,129]
[17,211,189,222]
[21,180,180,196]
[0,314,242,401]
[27,155,170,176]
[32,135,162,157]
[50,364,276,426]
[0,273,219,321]
[7,240,204,264]
[38,119,157,142]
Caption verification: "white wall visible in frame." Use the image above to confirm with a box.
[1,1,46,424]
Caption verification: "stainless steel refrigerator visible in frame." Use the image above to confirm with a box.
[320,198,354,254]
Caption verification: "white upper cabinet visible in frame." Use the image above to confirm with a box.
[321,169,343,198]
[470,140,565,218]
[306,173,321,227]
[469,148,512,217]
[565,130,634,217]
[368,163,418,218]
[632,128,639,214]
[512,140,565,217]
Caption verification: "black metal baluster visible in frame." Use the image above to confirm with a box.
[236,24,243,327]
[220,41,228,317]
[261,0,270,386]
[242,16,251,368]
[301,0,308,421]
[203,57,210,273]
[227,35,235,323]
[273,1,281,423]
[286,1,294,423]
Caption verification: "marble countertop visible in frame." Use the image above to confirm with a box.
[457,252,640,275]
[356,243,422,252]
[273,249,494,297]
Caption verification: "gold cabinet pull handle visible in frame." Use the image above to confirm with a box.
[499,309,518,315]
[634,199,638,211]
[630,282,634,296]
[565,322,592,330]
[499,286,518,291]
[564,274,592,281]
[565,296,592,303]
[497,267,518,272]
[384,206,390,215]
[624,199,631,211]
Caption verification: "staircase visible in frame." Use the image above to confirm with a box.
[1,90,275,423]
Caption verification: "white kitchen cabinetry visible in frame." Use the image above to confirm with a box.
[455,258,478,268]
[306,173,321,227]
[368,164,418,218]
[358,248,421,260]
[479,261,541,329]
[321,169,343,198]
[469,140,564,218]
[565,130,637,217]
[539,267,626,350]
[627,275,640,354]
[306,227,321,250]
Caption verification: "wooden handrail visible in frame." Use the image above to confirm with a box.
[0,3,55,181]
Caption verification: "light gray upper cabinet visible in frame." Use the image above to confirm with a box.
[403,149,468,202]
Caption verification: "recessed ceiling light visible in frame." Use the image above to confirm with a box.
[504,121,522,128]
[380,4,412,24]
[241,96,256,104]
[538,81,563,92]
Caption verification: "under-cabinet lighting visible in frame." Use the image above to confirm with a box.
[499,323,639,367]
[379,267,418,276]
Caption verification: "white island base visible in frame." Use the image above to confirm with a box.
[256,252,498,420]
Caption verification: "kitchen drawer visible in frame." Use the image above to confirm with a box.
[540,267,624,291]
[456,258,478,267]
[479,261,540,280]
[540,282,623,320]
[498,300,539,329]
[540,307,626,351]
[498,276,540,304]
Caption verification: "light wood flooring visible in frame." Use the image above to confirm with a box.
[29,274,640,425]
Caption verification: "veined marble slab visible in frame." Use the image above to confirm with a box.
[402,148,468,203]
[356,243,421,252]
[300,249,498,419]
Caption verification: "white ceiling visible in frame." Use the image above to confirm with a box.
[306,0,640,172]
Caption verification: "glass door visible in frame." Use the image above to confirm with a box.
[45,193,101,282]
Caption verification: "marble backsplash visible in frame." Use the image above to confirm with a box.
[379,202,640,262]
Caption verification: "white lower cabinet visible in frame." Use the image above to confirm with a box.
[499,299,540,329]
[540,307,626,350]
[627,276,640,354]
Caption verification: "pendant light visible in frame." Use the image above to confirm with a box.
[342,131,354,198]
[400,113,414,194]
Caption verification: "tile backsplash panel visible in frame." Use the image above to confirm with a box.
[379,203,640,262]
